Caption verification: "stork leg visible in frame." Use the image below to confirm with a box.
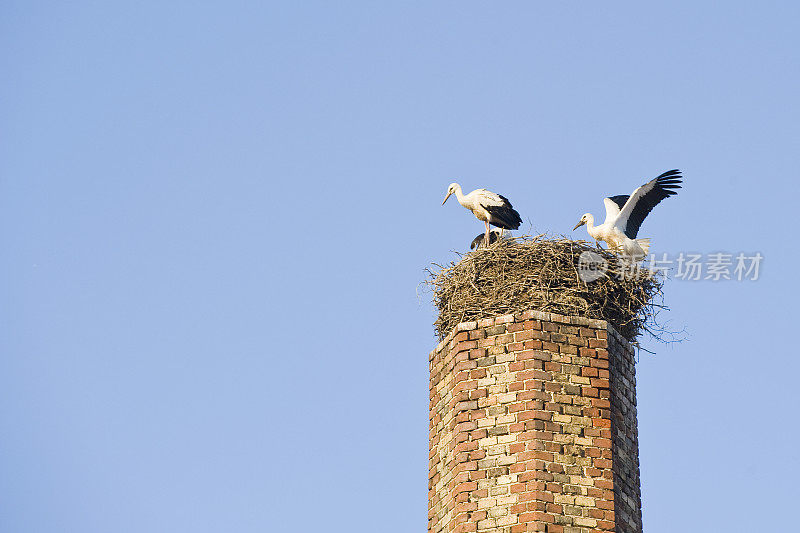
[485,221,491,246]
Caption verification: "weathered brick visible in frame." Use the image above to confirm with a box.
[429,311,642,533]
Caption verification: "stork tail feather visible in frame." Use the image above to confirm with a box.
[636,238,651,256]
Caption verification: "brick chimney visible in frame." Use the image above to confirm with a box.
[428,310,642,533]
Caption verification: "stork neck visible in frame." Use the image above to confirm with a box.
[453,185,467,206]
[585,215,597,235]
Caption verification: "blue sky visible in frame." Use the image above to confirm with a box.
[2,2,798,532]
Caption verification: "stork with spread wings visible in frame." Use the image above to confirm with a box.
[572,169,683,259]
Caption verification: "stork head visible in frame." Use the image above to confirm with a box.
[572,213,592,231]
[442,182,460,205]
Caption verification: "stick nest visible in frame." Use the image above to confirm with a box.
[426,235,665,341]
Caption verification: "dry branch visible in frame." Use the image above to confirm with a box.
[426,235,665,341]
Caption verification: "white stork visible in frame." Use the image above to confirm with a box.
[470,230,502,250]
[442,183,522,246]
[572,169,682,259]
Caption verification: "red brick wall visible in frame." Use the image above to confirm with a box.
[428,310,642,533]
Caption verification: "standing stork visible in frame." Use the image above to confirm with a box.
[572,169,682,259]
[442,183,522,246]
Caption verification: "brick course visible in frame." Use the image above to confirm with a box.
[429,310,642,533]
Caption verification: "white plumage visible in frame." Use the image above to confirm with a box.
[442,183,522,246]
[573,169,682,259]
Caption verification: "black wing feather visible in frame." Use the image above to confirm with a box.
[484,194,522,230]
[470,231,500,250]
[607,195,629,211]
[624,169,682,239]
